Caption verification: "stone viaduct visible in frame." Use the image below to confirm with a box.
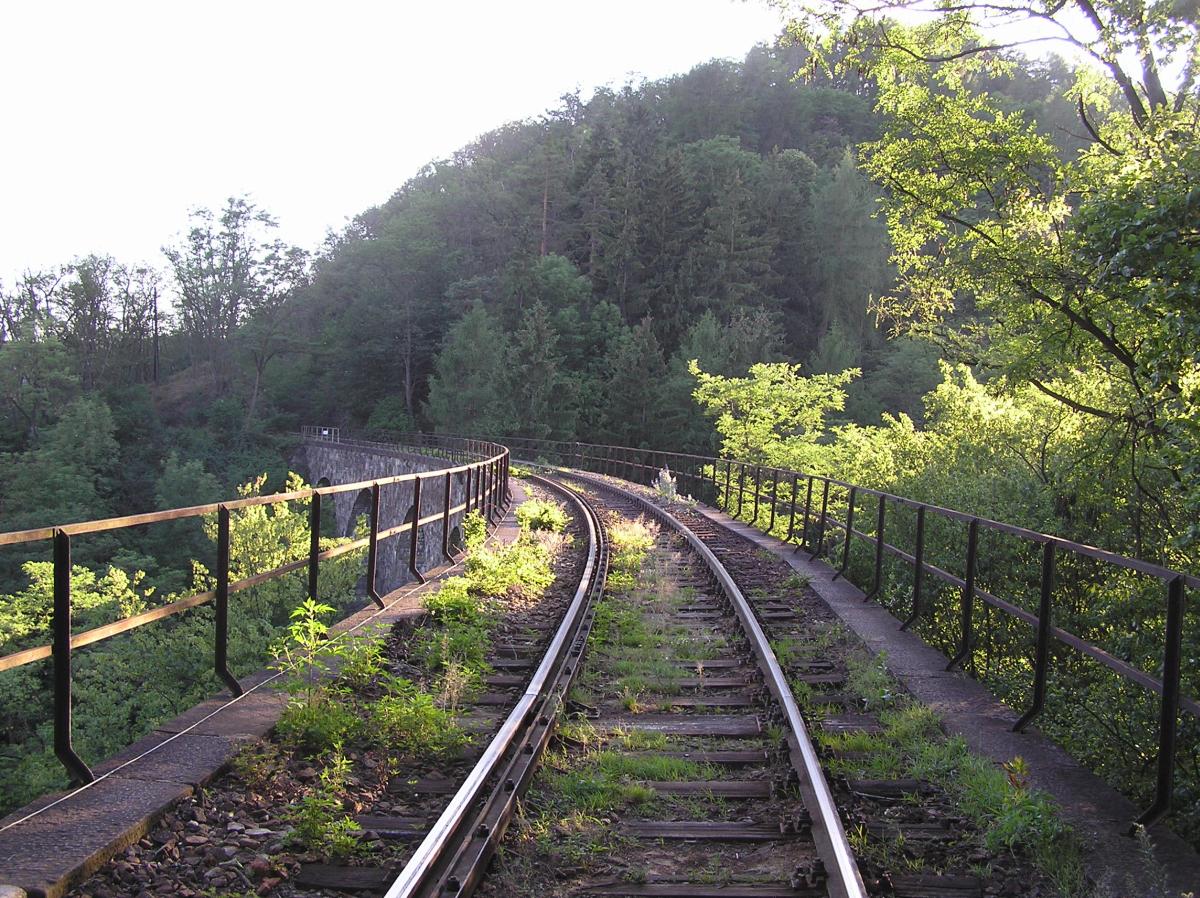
[292,438,472,595]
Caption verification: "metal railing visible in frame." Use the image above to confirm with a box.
[479,434,1196,830]
[0,431,509,786]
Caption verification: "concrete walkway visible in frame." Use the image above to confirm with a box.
[0,485,526,898]
[692,501,1200,895]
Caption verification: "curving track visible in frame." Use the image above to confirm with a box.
[384,471,866,898]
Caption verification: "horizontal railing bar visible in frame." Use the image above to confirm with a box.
[806,513,1200,719]
[538,442,1197,589]
[0,493,485,672]
[0,448,498,547]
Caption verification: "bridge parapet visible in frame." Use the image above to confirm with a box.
[0,431,508,788]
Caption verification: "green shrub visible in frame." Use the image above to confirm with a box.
[462,511,487,551]
[517,498,569,533]
[275,691,361,755]
[286,745,361,857]
[369,679,468,759]
[423,577,488,626]
[465,534,554,597]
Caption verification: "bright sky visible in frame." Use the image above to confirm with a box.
[0,1,785,284]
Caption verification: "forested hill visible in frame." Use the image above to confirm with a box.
[265,41,1072,452]
[273,42,885,450]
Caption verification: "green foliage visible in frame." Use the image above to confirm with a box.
[365,395,415,439]
[604,517,656,594]
[690,360,858,468]
[274,693,361,757]
[0,471,363,816]
[274,599,340,698]
[368,679,467,759]
[425,304,514,436]
[464,533,555,598]
[286,744,362,857]
[516,498,569,533]
[824,665,1083,889]
[461,510,486,551]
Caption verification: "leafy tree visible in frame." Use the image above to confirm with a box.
[0,398,118,532]
[805,149,892,346]
[785,0,1200,556]
[425,304,513,436]
[510,302,575,440]
[163,196,306,391]
[689,359,858,468]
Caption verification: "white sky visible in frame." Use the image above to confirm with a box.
[0,0,785,284]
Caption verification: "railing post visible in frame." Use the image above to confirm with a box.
[53,529,94,786]
[215,506,243,696]
[1137,576,1185,828]
[947,518,979,668]
[442,471,454,562]
[366,483,384,608]
[767,469,779,534]
[409,476,426,583]
[798,476,814,553]
[900,505,926,630]
[810,480,830,560]
[750,465,761,527]
[864,496,886,602]
[308,492,321,601]
[736,465,746,518]
[1014,541,1056,732]
[835,487,857,580]
[785,473,799,543]
[487,461,497,522]
[723,461,732,512]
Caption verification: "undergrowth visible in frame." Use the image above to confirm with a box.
[822,649,1088,896]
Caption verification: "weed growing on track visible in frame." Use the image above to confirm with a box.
[369,679,467,759]
[286,743,362,857]
[416,504,562,686]
[818,649,1087,895]
[516,498,569,532]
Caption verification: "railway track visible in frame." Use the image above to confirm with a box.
[383,472,865,898]
[65,471,867,898]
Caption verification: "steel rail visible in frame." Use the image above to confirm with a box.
[384,474,606,898]
[558,469,867,898]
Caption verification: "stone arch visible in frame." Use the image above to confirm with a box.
[315,479,339,538]
[346,488,372,539]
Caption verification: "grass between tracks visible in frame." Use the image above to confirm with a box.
[492,510,762,894]
[803,647,1090,895]
[235,494,569,859]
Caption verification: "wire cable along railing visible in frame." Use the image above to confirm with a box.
[0,431,510,787]
[483,435,1196,831]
